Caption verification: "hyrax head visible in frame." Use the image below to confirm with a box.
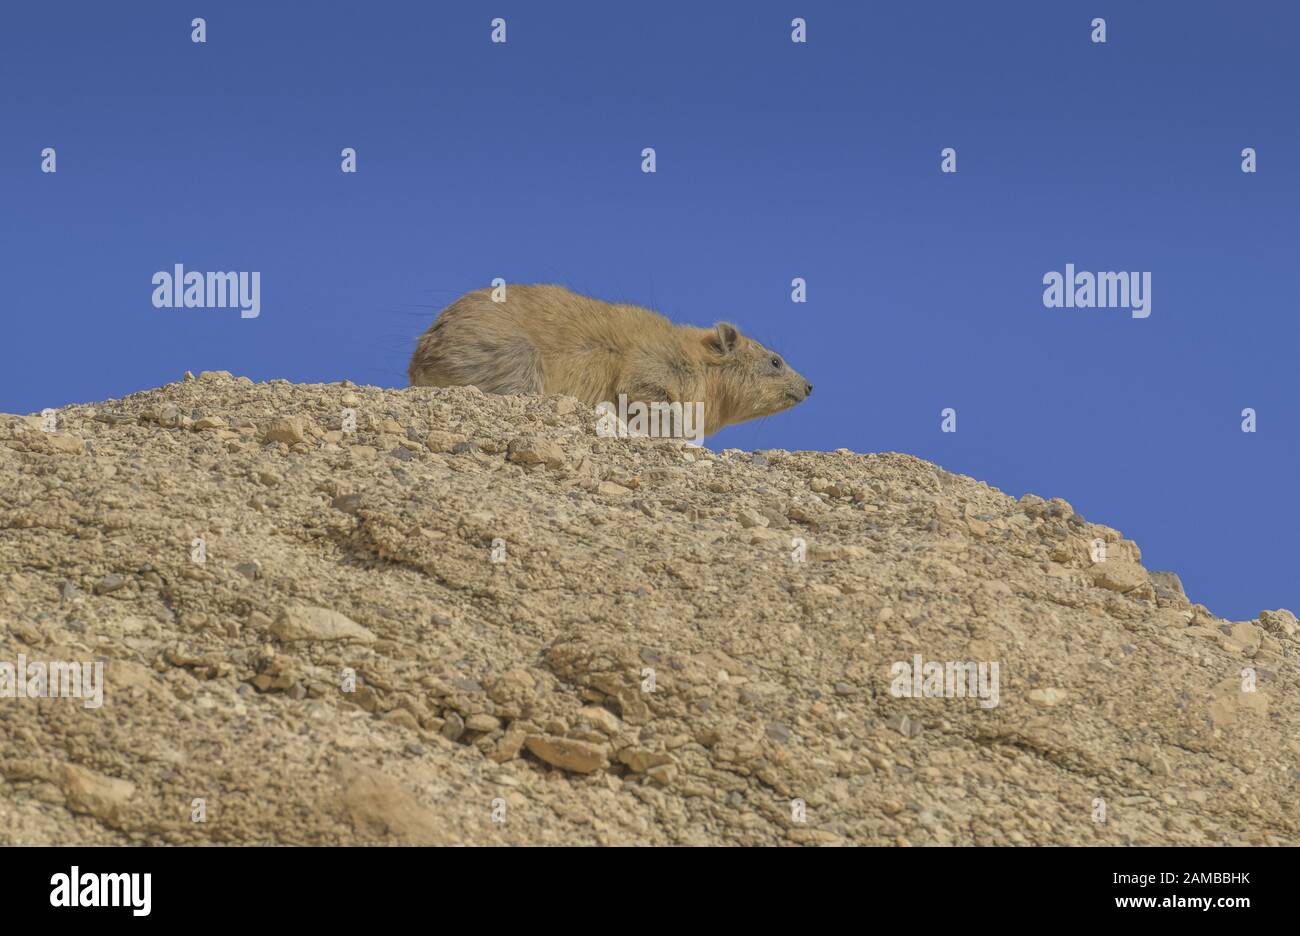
[704,322,812,420]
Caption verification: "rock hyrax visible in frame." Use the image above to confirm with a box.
[408,284,812,436]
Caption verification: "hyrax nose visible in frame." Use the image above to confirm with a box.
[805,382,813,396]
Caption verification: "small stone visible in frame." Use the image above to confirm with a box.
[440,712,466,742]
[525,735,609,773]
[157,404,183,428]
[424,430,467,453]
[465,713,501,733]
[1149,571,1185,597]
[1045,498,1074,519]
[616,689,650,725]
[507,436,566,469]
[645,763,678,786]
[194,416,227,430]
[887,714,923,738]
[617,749,674,773]
[271,605,376,643]
[765,722,792,744]
[491,728,528,763]
[1090,560,1148,593]
[331,493,366,514]
[263,417,307,445]
[1027,687,1068,707]
[578,706,622,735]
[62,764,135,822]
[45,434,86,455]
[1258,609,1298,639]
[94,573,127,595]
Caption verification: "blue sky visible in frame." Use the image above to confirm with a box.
[2,2,1297,620]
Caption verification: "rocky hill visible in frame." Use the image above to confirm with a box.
[1,372,1295,845]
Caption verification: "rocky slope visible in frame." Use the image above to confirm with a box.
[0,372,1296,845]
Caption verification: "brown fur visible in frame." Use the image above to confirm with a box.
[408,284,812,436]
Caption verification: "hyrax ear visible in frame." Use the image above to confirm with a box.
[705,322,741,356]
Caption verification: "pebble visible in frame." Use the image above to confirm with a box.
[507,436,566,468]
[440,712,466,742]
[94,573,127,595]
[578,706,622,735]
[270,605,376,643]
[887,714,923,738]
[62,764,135,821]
[157,404,183,428]
[45,434,86,455]
[459,714,496,733]
[525,735,609,773]
[262,417,308,445]
[765,722,792,744]
[425,430,466,453]
[331,493,366,514]
[1027,688,1068,707]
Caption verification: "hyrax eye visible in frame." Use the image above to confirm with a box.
[770,357,782,369]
